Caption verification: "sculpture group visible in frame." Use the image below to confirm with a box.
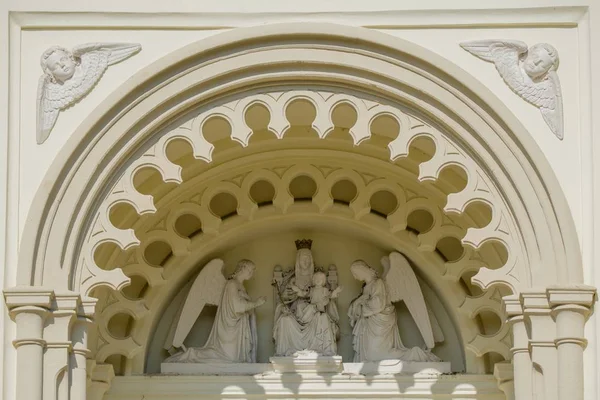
[164,239,441,364]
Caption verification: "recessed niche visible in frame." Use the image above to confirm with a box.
[476,241,509,270]
[174,214,202,238]
[464,201,493,229]
[369,190,398,216]
[93,242,122,271]
[407,135,436,163]
[436,236,464,262]
[105,354,126,376]
[250,180,276,206]
[209,192,238,219]
[331,103,358,130]
[165,138,194,169]
[290,175,317,200]
[285,99,316,126]
[331,179,357,205]
[476,310,503,336]
[143,240,173,267]
[121,275,149,300]
[438,165,468,195]
[406,209,434,233]
[202,116,233,144]
[370,114,400,143]
[107,312,135,339]
[244,103,271,131]
[132,166,164,196]
[108,202,138,230]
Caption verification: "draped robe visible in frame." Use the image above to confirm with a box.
[348,278,439,362]
[165,279,258,363]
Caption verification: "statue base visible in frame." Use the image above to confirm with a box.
[161,359,451,376]
[270,350,343,373]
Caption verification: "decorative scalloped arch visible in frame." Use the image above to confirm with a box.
[19,23,581,301]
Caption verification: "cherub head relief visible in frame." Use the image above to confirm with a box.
[523,43,559,80]
[460,39,563,139]
[36,42,141,144]
[40,46,78,84]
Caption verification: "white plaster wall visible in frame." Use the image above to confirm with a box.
[2,2,600,400]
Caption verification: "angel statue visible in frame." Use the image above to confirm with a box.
[163,259,266,363]
[460,39,563,139]
[272,239,342,356]
[37,42,142,144]
[348,252,442,362]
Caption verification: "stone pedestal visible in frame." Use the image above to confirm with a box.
[161,359,451,376]
[343,360,451,375]
[270,353,343,373]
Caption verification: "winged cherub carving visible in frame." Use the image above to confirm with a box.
[460,40,563,139]
[163,259,266,363]
[36,42,142,144]
[348,252,443,362]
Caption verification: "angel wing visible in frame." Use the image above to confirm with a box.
[36,75,59,144]
[72,42,142,66]
[382,252,435,348]
[540,71,564,139]
[36,42,141,144]
[461,39,563,139]
[170,259,227,349]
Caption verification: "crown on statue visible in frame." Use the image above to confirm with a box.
[295,239,313,250]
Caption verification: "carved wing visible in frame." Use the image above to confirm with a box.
[426,300,445,343]
[72,42,142,66]
[461,39,563,139]
[171,259,227,349]
[540,71,564,139]
[382,252,435,348]
[36,75,60,144]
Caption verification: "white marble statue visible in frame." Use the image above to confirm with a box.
[272,240,342,356]
[37,42,142,144]
[348,252,441,362]
[164,259,266,363]
[460,39,563,139]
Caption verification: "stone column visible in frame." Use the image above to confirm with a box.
[548,286,596,400]
[521,291,558,400]
[71,317,92,399]
[4,288,54,400]
[503,295,531,400]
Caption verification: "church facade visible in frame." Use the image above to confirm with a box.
[1,1,599,399]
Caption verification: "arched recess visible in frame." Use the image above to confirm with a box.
[88,150,511,376]
[17,23,581,297]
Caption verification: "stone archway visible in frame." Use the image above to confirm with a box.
[4,23,594,400]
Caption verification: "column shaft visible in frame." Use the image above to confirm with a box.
[13,306,48,400]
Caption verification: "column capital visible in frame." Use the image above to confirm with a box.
[502,294,523,317]
[547,285,596,308]
[4,286,54,312]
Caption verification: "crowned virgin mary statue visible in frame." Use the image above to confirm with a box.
[272,240,342,356]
